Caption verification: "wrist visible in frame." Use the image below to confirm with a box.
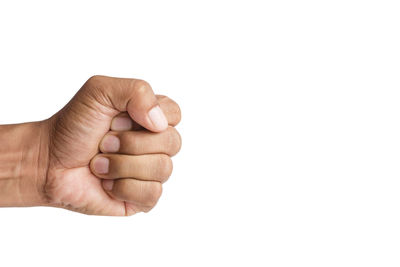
[0,120,50,207]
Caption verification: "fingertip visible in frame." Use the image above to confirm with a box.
[102,179,114,191]
[148,105,168,132]
[111,115,133,131]
[91,156,109,174]
[100,134,120,153]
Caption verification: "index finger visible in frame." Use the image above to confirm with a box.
[110,95,181,131]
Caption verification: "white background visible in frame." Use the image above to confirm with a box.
[0,0,400,266]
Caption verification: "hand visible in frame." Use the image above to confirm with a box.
[43,75,181,215]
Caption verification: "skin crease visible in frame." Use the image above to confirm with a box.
[0,76,181,216]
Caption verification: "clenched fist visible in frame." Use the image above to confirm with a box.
[0,75,181,216]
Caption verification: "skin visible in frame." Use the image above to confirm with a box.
[0,75,182,216]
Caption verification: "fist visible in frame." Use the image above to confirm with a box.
[43,76,181,216]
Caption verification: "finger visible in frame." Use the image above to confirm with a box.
[110,95,181,131]
[109,112,142,131]
[157,95,182,127]
[83,75,168,132]
[103,179,162,212]
[90,154,173,183]
[100,126,182,156]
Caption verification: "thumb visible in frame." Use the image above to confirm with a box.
[83,75,168,132]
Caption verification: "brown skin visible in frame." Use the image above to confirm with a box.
[0,75,181,216]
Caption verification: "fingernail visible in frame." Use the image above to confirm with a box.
[111,116,133,131]
[102,179,114,191]
[148,105,168,131]
[93,157,109,174]
[101,135,120,153]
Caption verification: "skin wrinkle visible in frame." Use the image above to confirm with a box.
[17,139,26,205]
[40,122,52,204]
[0,123,46,206]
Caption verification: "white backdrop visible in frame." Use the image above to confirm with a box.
[1,1,400,266]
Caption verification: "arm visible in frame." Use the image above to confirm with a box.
[0,121,49,206]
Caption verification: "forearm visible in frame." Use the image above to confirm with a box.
[0,121,49,206]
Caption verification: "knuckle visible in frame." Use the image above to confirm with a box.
[86,75,104,87]
[167,98,182,125]
[157,94,168,100]
[124,203,140,216]
[167,127,182,156]
[143,182,163,207]
[174,102,182,124]
[133,79,152,95]
[141,207,153,213]
[157,154,173,180]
